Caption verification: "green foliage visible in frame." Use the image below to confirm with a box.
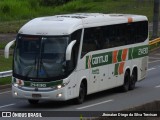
[0,0,155,34]
[0,77,11,85]
[39,0,71,6]
[0,0,154,22]
[0,55,12,71]
[0,20,27,33]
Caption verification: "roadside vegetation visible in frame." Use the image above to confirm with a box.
[0,0,155,33]
[0,77,11,85]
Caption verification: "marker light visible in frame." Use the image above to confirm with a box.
[14,91,18,96]
[57,93,62,97]
[57,85,62,89]
[14,83,18,87]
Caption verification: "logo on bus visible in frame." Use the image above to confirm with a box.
[86,52,112,69]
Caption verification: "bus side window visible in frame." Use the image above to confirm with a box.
[81,28,97,58]
[103,26,110,48]
[70,29,82,69]
[106,25,117,48]
[93,27,104,50]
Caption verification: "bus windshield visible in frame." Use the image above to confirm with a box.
[13,35,69,80]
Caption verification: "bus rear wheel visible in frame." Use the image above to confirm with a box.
[75,82,86,104]
[28,99,39,105]
[129,70,137,90]
[121,71,130,92]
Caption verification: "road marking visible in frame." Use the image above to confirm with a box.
[77,99,113,110]
[147,68,156,71]
[149,57,160,60]
[155,85,160,88]
[155,53,160,56]
[0,91,11,95]
[148,60,160,64]
[0,103,15,109]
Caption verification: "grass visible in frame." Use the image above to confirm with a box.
[0,20,28,33]
[0,55,12,71]
[0,55,12,85]
[0,0,156,34]
[0,77,11,85]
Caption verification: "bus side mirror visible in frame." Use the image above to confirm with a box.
[66,40,76,61]
[4,40,15,59]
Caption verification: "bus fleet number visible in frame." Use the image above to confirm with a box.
[138,47,148,56]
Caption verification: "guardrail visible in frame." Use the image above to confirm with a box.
[149,37,160,50]
[0,70,12,78]
[0,38,160,79]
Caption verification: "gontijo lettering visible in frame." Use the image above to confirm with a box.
[92,55,108,65]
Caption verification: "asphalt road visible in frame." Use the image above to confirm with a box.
[0,48,160,120]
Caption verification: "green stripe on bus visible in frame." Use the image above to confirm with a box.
[114,63,119,75]
[117,50,122,62]
[85,45,148,69]
[128,48,133,60]
[91,52,112,68]
[132,45,148,59]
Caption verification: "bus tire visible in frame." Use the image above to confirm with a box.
[75,82,86,104]
[28,99,39,105]
[121,71,130,92]
[129,70,137,90]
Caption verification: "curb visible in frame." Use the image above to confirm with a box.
[0,84,11,90]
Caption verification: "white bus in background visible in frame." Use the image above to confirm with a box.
[5,13,148,104]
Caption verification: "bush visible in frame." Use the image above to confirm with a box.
[28,0,39,9]
[39,0,72,6]
[1,4,10,14]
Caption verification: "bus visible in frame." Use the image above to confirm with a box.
[5,13,148,104]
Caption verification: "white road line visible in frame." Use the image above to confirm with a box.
[0,103,15,109]
[155,53,160,56]
[155,85,160,88]
[148,60,160,64]
[77,99,113,110]
[149,57,160,59]
[147,68,156,71]
[0,91,11,95]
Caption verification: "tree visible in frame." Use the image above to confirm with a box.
[152,0,159,38]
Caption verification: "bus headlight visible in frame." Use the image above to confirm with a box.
[57,93,62,97]
[56,81,69,89]
[14,91,18,96]
[13,79,24,88]
[13,83,19,87]
[57,85,62,89]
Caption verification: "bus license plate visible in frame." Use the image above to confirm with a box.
[32,94,41,98]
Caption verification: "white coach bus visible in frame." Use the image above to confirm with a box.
[5,13,148,104]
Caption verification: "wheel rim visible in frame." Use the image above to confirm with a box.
[79,84,85,102]
[130,71,136,89]
[124,73,129,90]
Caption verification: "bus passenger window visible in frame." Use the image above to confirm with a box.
[81,28,97,58]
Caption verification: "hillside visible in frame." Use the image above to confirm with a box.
[0,0,155,33]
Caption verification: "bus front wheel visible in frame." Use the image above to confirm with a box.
[75,82,86,104]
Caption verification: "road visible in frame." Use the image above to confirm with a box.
[0,48,160,120]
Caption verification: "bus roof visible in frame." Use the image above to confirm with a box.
[19,13,148,36]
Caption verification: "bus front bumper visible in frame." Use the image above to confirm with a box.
[12,85,68,101]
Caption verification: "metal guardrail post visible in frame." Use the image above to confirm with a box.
[0,70,12,78]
